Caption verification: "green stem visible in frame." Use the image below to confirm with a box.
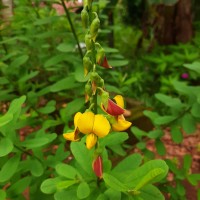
[14,144,43,164]
[60,0,83,59]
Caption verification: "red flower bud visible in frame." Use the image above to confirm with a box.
[98,56,112,69]
[92,156,103,178]
[103,99,125,116]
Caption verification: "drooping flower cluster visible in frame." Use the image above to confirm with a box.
[63,0,132,150]
[63,95,131,149]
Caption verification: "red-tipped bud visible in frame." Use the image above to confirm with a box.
[103,99,125,116]
[98,56,112,69]
[92,156,103,178]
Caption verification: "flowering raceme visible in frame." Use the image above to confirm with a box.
[63,111,111,149]
[102,95,132,131]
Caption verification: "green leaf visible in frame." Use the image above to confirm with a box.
[140,184,165,200]
[109,60,129,67]
[148,129,163,139]
[7,177,31,196]
[100,132,128,146]
[40,178,60,194]
[112,154,142,176]
[56,180,78,190]
[56,163,80,179]
[10,55,29,68]
[77,182,90,199]
[75,65,89,82]
[131,127,147,140]
[18,71,39,83]
[183,154,192,171]
[191,102,200,118]
[184,62,200,74]
[70,142,94,177]
[125,160,168,188]
[44,54,66,68]
[171,126,183,143]
[37,100,56,114]
[103,173,129,192]
[155,115,176,125]
[50,76,77,92]
[176,181,185,196]
[60,98,84,121]
[105,85,122,94]
[134,168,164,190]
[143,111,160,123]
[104,188,121,200]
[155,140,166,156]
[21,135,56,148]
[0,138,13,157]
[0,189,6,200]
[0,113,13,127]
[54,189,77,200]
[181,113,196,134]
[187,174,200,186]
[0,155,20,183]
[7,95,26,115]
[56,43,75,52]
[30,159,44,177]
[155,93,183,109]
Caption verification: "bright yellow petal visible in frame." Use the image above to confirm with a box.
[74,112,82,128]
[112,116,132,131]
[114,95,124,109]
[78,112,95,134]
[93,114,110,138]
[86,133,97,149]
[63,132,78,141]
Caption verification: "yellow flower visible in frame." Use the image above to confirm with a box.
[63,111,111,149]
[63,112,82,141]
[106,95,132,131]
[112,115,132,131]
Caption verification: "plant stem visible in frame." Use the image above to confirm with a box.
[61,0,83,59]
[14,144,43,164]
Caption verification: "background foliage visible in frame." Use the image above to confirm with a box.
[0,0,200,199]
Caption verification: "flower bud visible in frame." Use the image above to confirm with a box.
[90,17,100,40]
[85,34,92,50]
[90,72,100,81]
[101,91,109,110]
[92,155,103,178]
[85,82,92,96]
[96,47,105,65]
[83,56,93,76]
[81,8,89,29]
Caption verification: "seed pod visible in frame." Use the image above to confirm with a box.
[81,8,89,29]
[85,34,92,50]
[96,47,105,65]
[90,17,100,40]
[83,56,93,76]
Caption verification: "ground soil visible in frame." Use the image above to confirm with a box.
[145,125,200,200]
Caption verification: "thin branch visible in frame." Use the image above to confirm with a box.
[60,0,83,59]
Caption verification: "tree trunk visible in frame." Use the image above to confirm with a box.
[154,0,193,45]
[1,0,13,25]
